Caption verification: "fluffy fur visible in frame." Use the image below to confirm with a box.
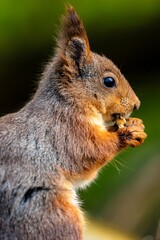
[0,6,147,240]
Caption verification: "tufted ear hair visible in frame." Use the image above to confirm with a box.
[55,5,90,69]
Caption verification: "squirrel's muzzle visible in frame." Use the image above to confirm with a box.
[133,100,140,110]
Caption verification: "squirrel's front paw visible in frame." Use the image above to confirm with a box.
[118,118,147,147]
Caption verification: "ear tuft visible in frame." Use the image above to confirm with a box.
[56,5,90,60]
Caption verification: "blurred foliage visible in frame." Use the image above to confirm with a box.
[0,0,160,238]
[0,0,160,59]
[84,219,137,240]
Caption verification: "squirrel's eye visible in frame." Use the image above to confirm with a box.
[103,77,116,88]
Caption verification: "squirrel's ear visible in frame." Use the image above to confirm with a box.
[56,6,90,65]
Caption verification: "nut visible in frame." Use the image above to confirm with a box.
[115,117,126,129]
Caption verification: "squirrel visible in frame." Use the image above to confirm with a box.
[0,5,147,240]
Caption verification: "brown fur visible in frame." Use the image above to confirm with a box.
[0,5,147,240]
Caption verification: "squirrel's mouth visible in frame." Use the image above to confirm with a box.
[112,113,127,129]
[104,112,131,130]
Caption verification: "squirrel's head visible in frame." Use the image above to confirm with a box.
[51,6,140,125]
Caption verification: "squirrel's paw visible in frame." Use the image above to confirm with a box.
[118,118,147,147]
[125,118,144,130]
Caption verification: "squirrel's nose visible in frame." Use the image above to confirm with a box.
[133,100,140,110]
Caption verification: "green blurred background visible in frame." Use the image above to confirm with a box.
[0,0,160,239]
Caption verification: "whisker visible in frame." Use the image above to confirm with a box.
[110,160,122,174]
[113,158,132,170]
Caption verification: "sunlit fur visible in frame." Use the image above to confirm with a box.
[0,5,147,239]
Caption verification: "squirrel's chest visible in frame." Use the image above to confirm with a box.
[73,170,99,189]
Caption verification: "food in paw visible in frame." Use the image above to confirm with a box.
[115,116,126,129]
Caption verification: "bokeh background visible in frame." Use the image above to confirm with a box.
[0,0,160,239]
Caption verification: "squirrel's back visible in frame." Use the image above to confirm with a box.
[0,110,84,240]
